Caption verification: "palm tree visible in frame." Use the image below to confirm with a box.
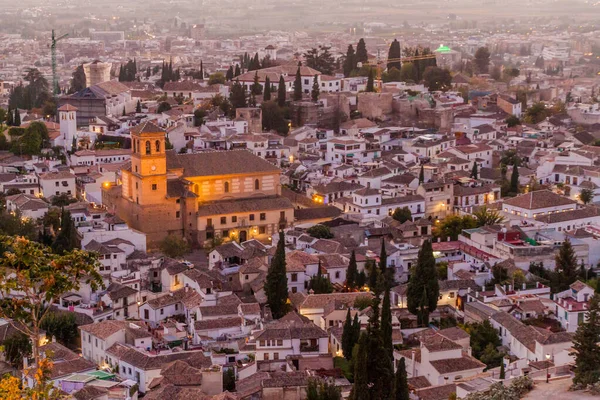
[473,206,505,227]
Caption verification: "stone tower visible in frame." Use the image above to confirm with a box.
[125,121,168,206]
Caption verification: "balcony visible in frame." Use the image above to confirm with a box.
[300,343,319,353]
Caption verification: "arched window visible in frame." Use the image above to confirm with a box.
[255,179,260,190]
[194,184,199,195]
[224,182,230,193]
[136,140,140,154]
[133,140,137,153]
[145,141,151,155]
[155,140,161,153]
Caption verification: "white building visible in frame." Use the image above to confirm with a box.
[554,280,595,332]
[38,171,76,198]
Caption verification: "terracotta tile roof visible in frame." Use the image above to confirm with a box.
[438,327,470,342]
[194,317,242,331]
[502,190,576,210]
[146,288,201,310]
[429,353,486,374]
[298,292,374,310]
[421,333,463,352]
[414,384,457,400]
[166,149,279,177]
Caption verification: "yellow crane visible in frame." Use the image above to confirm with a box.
[359,54,438,91]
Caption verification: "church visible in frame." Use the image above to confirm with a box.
[102,121,294,247]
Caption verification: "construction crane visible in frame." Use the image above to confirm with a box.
[359,54,437,91]
[51,29,68,97]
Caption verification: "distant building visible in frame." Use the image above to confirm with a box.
[83,60,112,87]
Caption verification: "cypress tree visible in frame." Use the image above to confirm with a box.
[419,164,425,183]
[387,39,401,71]
[356,38,368,64]
[554,239,579,292]
[234,64,241,77]
[366,68,375,92]
[471,162,478,179]
[277,75,287,107]
[251,72,262,95]
[499,360,506,379]
[381,287,393,360]
[510,164,519,193]
[52,209,79,254]
[311,75,320,102]
[226,66,234,81]
[572,294,600,385]
[293,67,303,101]
[407,240,439,327]
[136,100,142,113]
[380,239,390,289]
[341,308,354,360]
[146,66,151,78]
[343,45,356,77]
[263,77,271,101]
[394,358,409,400]
[14,109,20,126]
[366,297,394,399]
[352,313,360,348]
[350,333,369,400]
[6,106,13,126]
[265,231,289,319]
[346,250,358,290]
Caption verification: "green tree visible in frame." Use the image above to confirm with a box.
[69,64,86,94]
[293,66,303,101]
[251,72,263,96]
[499,360,506,379]
[261,101,289,135]
[0,236,103,367]
[419,164,425,183]
[40,312,78,347]
[223,368,235,391]
[346,250,358,290]
[356,38,368,64]
[473,206,505,227]
[135,100,142,113]
[2,333,31,368]
[350,333,369,400]
[311,75,320,102]
[343,45,357,77]
[265,231,289,319]
[505,115,520,127]
[509,164,519,194]
[365,68,375,92]
[263,76,271,101]
[304,46,336,75]
[465,321,501,365]
[6,106,13,126]
[474,47,491,75]
[471,162,478,179]
[571,294,600,385]
[407,240,439,326]
[579,188,594,204]
[225,66,234,81]
[524,102,549,124]
[157,102,171,114]
[434,215,477,240]
[342,308,355,360]
[277,75,287,107]
[423,67,452,92]
[554,239,579,292]
[51,193,77,207]
[208,72,226,85]
[229,79,247,111]
[399,63,415,82]
[387,39,401,71]
[392,207,412,223]
[394,357,409,400]
[159,235,190,258]
[193,109,207,127]
[52,209,80,254]
[381,287,393,360]
[308,262,333,294]
[234,64,241,77]
[307,224,334,239]
[365,296,394,399]
[13,109,20,127]
[382,67,401,83]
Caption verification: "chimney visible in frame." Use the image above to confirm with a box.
[522,283,526,290]
[568,304,573,311]
[170,292,174,297]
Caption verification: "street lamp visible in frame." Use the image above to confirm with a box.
[545,353,550,383]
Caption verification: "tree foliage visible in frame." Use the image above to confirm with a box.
[40,312,78,347]
[346,250,358,290]
[261,101,289,135]
[473,206,505,227]
[474,47,491,75]
[51,209,79,254]
[304,46,336,75]
[392,207,412,223]
[293,66,303,101]
[265,231,289,319]
[407,240,439,326]
[159,235,190,258]
[394,357,409,400]
[572,294,600,385]
[69,64,86,94]
[343,45,357,77]
[387,39,401,71]
[308,262,333,294]
[579,188,594,205]
[307,224,334,239]
[464,321,502,368]
[434,215,477,240]
[422,67,452,92]
[554,239,579,292]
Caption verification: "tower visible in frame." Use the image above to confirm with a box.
[126,121,168,206]
[58,104,77,151]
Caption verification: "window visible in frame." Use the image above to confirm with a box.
[292,287,297,293]
[224,182,230,193]
[259,226,266,234]
[291,273,298,282]
[152,184,157,191]
[207,218,213,227]
[274,352,279,360]
[264,353,269,360]
[260,213,266,221]
[255,179,260,190]
[176,211,180,218]
[277,339,283,346]
[335,271,340,279]
[145,141,151,155]
[249,214,255,221]
[259,340,265,346]
[155,140,161,153]
[221,216,227,224]
[223,229,229,237]
[232,216,237,223]
[160,308,164,315]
